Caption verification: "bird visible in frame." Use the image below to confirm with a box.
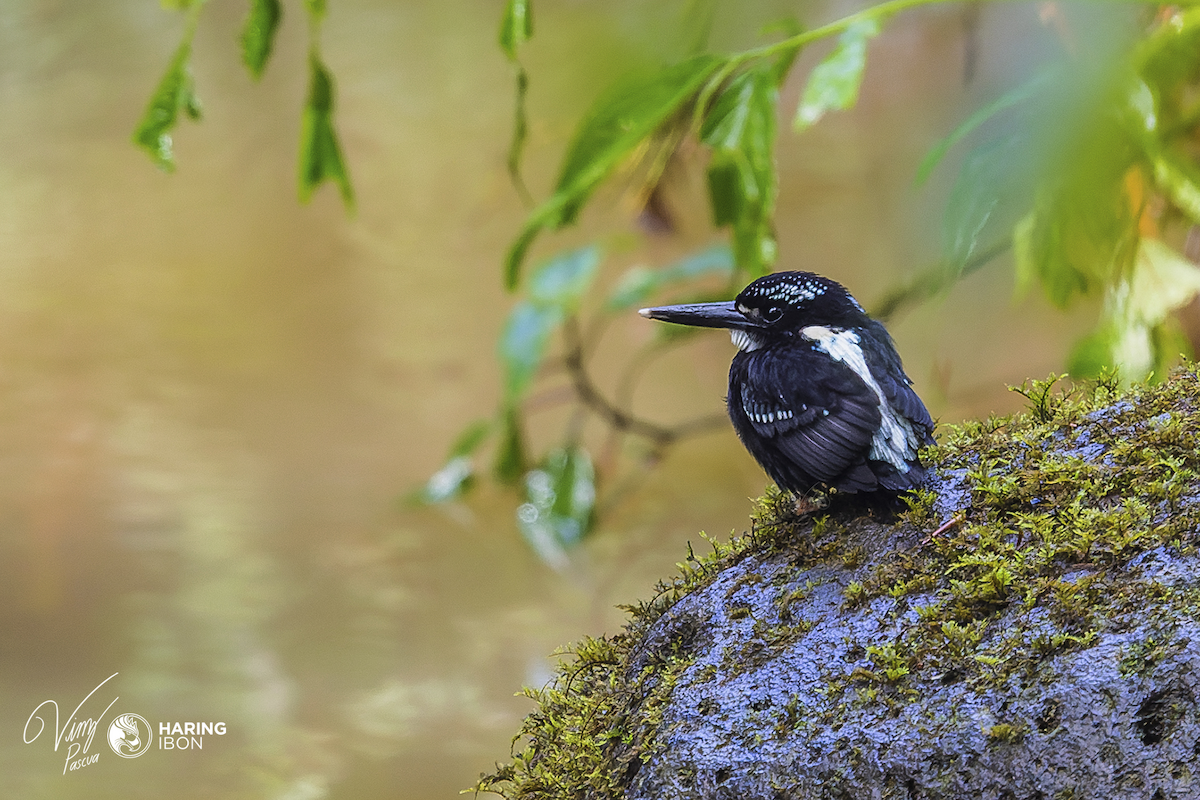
[639,271,934,499]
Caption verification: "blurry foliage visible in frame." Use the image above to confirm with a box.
[127,2,1200,565]
[422,0,1200,568]
[134,0,354,208]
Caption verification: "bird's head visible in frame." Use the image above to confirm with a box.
[639,271,868,351]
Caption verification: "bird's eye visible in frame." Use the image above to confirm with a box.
[762,306,783,323]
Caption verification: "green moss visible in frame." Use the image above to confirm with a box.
[839,366,1200,697]
[476,365,1200,799]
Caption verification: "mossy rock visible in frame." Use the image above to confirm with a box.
[478,368,1200,799]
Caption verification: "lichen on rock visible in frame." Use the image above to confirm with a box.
[476,368,1200,800]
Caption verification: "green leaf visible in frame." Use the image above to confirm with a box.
[1125,238,1200,327]
[499,301,562,404]
[241,0,282,79]
[1068,327,1116,380]
[493,407,527,485]
[606,244,734,310]
[1135,7,1200,94]
[702,67,779,277]
[303,0,326,21]
[528,246,601,312]
[504,53,725,289]
[793,18,879,131]
[516,447,595,569]
[415,418,494,504]
[1073,239,1200,382]
[298,53,354,208]
[499,0,533,61]
[1151,146,1200,223]
[132,35,202,172]
[506,66,532,202]
[916,71,1050,185]
[1011,210,1038,299]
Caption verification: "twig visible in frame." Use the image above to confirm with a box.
[561,316,728,448]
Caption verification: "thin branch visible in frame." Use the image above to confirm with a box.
[870,237,1011,322]
[561,316,728,448]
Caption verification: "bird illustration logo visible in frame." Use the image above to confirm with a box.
[641,271,934,498]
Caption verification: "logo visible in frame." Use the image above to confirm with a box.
[107,713,152,758]
[24,672,228,775]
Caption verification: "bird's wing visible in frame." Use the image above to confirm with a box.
[861,321,935,444]
[734,348,881,485]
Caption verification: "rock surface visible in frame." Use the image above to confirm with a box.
[625,518,1200,799]
[481,370,1200,800]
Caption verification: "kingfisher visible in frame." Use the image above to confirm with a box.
[640,271,934,497]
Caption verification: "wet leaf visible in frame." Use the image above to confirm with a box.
[132,35,202,171]
[499,0,533,61]
[499,301,561,404]
[505,53,724,289]
[702,66,779,277]
[413,419,495,505]
[606,244,734,310]
[241,0,282,79]
[793,18,879,131]
[516,447,595,569]
[528,245,601,313]
[298,53,354,207]
[419,457,475,504]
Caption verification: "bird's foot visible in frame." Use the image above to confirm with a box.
[792,492,829,517]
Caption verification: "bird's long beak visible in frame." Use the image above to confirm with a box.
[638,301,756,330]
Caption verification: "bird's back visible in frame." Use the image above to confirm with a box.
[727,323,933,495]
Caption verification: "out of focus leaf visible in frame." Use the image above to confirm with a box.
[499,0,533,60]
[516,447,595,570]
[793,18,879,131]
[505,53,724,289]
[1068,327,1117,379]
[606,244,734,310]
[944,136,1015,272]
[303,0,326,20]
[1125,238,1200,326]
[413,419,494,505]
[419,457,475,504]
[494,408,527,485]
[241,0,282,79]
[916,71,1050,185]
[507,67,532,201]
[499,301,561,404]
[1151,147,1200,223]
[133,35,202,171]
[450,419,494,458]
[528,245,601,312]
[1135,7,1200,94]
[702,67,779,277]
[1072,239,1200,381]
[298,53,354,207]
[1011,209,1038,299]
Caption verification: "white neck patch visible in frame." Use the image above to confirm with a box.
[801,325,917,473]
[730,329,763,352]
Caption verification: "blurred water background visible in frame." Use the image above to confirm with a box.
[0,1,1105,798]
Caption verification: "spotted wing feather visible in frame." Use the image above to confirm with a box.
[729,347,882,493]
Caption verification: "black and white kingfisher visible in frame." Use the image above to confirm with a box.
[640,271,935,497]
